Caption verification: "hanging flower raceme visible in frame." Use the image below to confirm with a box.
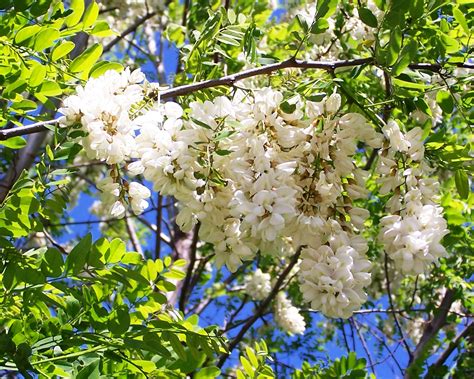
[377,120,448,275]
[274,292,306,335]
[244,269,272,301]
[59,68,449,321]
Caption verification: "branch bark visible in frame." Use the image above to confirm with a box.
[405,289,456,378]
[217,249,302,368]
[2,59,473,142]
[427,321,473,375]
[102,12,157,53]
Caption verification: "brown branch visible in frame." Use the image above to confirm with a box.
[217,249,302,368]
[125,214,144,258]
[181,0,190,27]
[103,12,157,53]
[155,193,163,259]
[178,223,201,312]
[364,322,405,376]
[427,322,473,374]
[385,253,413,360]
[2,59,473,142]
[0,118,61,141]
[405,289,456,378]
[351,318,377,376]
[166,226,198,306]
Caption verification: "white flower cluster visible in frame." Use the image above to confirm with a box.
[299,228,371,318]
[244,269,272,301]
[59,69,151,218]
[129,87,382,318]
[378,121,448,274]
[60,68,449,321]
[274,292,306,335]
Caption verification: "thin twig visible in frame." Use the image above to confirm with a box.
[103,12,157,53]
[217,249,302,368]
[405,289,456,377]
[125,214,144,258]
[351,318,377,376]
[427,321,473,374]
[385,253,413,360]
[2,59,473,141]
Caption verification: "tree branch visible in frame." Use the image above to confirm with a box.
[385,253,413,360]
[125,214,144,258]
[1,59,473,141]
[103,12,157,53]
[217,249,302,368]
[351,318,377,376]
[405,289,456,378]
[178,223,201,312]
[427,321,473,375]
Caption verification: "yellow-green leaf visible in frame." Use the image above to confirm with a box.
[34,28,60,51]
[83,1,99,28]
[29,64,47,87]
[52,41,75,61]
[65,0,85,27]
[69,43,103,73]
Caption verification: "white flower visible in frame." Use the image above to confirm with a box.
[127,161,145,176]
[326,89,341,114]
[382,120,410,153]
[244,269,272,301]
[128,182,151,215]
[274,292,306,335]
[379,202,448,275]
[110,200,126,218]
[299,235,372,319]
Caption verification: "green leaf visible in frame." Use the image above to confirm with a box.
[454,170,469,199]
[90,61,123,78]
[392,78,429,90]
[76,358,100,379]
[440,33,460,54]
[195,366,221,379]
[215,149,233,156]
[30,0,52,16]
[65,233,92,274]
[10,99,37,111]
[91,21,115,37]
[34,28,60,51]
[69,43,103,74]
[13,0,33,11]
[41,248,64,277]
[15,25,41,44]
[65,0,85,27]
[165,332,187,360]
[409,0,424,20]
[387,26,402,65]
[240,356,254,376]
[358,7,378,28]
[4,80,27,98]
[453,7,469,34]
[436,90,453,114]
[246,346,258,367]
[38,81,62,97]
[280,101,296,113]
[83,1,99,28]
[0,136,27,149]
[29,64,47,87]
[52,41,75,61]
[108,306,131,335]
[316,0,338,19]
[392,39,417,76]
